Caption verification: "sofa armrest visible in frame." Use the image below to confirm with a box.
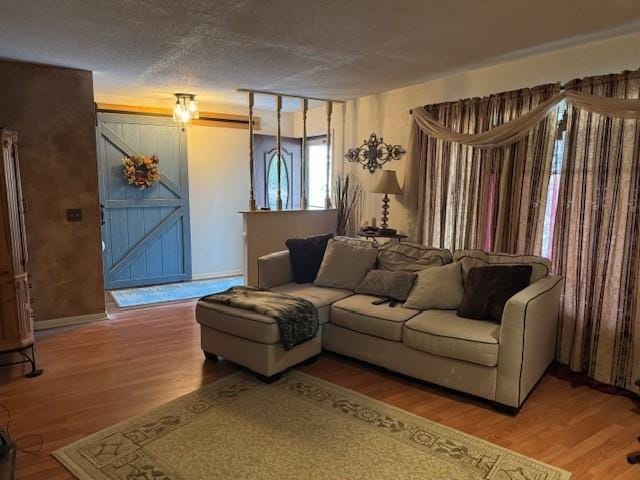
[257,250,293,289]
[495,274,563,408]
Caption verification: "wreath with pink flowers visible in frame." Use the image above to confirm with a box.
[122,155,161,190]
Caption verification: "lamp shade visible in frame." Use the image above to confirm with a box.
[371,170,402,195]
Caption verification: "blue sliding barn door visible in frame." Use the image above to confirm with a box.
[97,113,191,290]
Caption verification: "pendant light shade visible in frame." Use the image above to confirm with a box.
[173,93,199,123]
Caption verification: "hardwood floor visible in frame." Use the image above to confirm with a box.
[1,299,639,479]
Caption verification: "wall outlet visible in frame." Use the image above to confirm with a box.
[66,209,82,222]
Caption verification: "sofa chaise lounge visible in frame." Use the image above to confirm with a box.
[197,243,563,411]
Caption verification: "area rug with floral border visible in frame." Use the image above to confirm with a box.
[54,370,571,479]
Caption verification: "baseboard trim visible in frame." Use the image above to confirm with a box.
[190,270,243,281]
[35,312,109,331]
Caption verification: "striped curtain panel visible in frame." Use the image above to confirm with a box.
[553,71,640,392]
[418,84,560,253]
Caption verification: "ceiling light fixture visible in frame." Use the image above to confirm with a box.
[173,93,199,123]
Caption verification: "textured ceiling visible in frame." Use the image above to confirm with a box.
[1,0,640,111]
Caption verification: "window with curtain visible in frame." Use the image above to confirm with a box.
[416,84,560,254]
[552,71,640,392]
[541,101,568,258]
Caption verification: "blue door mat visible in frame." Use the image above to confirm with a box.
[110,276,244,308]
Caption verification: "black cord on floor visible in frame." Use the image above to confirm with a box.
[0,401,43,455]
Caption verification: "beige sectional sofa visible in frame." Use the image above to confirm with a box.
[198,244,563,411]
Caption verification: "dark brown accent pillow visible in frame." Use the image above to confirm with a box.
[355,269,417,301]
[285,233,333,284]
[457,265,532,322]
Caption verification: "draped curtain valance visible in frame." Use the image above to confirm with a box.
[408,84,559,252]
[412,92,564,148]
[404,81,640,212]
[411,89,640,148]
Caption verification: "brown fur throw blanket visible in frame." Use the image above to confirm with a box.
[199,286,318,350]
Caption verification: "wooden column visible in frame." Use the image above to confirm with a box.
[248,92,257,210]
[276,95,283,210]
[301,98,308,209]
[324,101,333,209]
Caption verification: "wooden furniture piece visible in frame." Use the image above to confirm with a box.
[357,230,408,244]
[0,129,41,377]
[628,378,640,465]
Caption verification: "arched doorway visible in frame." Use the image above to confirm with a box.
[267,153,290,209]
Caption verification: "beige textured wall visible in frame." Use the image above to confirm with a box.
[0,60,105,322]
[334,30,640,241]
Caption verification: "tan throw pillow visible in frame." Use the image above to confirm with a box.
[403,262,464,310]
[333,235,377,250]
[314,239,378,290]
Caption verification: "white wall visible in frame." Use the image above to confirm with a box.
[339,30,640,240]
[186,107,294,279]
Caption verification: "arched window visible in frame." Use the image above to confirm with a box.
[267,154,289,209]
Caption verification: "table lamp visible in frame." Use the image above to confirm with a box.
[371,170,402,235]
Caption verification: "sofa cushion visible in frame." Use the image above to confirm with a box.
[403,310,500,367]
[331,294,420,341]
[355,269,417,301]
[377,241,452,272]
[453,249,550,284]
[403,262,464,310]
[196,301,280,344]
[285,233,333,283]
[334,235,376,249]
[271,283,352,324]
[315,239,378,290]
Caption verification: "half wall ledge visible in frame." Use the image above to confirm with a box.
[241,209,338,286]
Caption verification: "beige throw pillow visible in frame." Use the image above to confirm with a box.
[403,262,464,310]
[314,239,378,290]
[377,241,452,272]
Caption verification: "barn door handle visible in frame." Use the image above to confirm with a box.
[100,203,105,226]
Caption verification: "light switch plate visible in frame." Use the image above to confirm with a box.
[66,209,82,222]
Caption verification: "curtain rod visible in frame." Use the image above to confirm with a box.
[408,85,574,115]
[237,88,346,104]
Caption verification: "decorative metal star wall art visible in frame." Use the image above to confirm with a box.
[344,133,406,174]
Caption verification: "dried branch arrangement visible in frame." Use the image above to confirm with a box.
[333,175,363,236]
